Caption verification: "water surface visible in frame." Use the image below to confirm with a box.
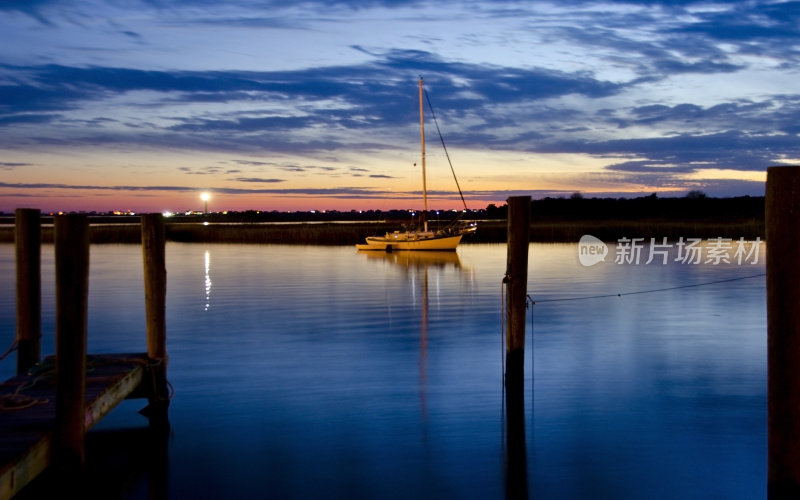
[0,243,766,499]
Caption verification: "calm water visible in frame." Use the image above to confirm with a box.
[0,243,767,499]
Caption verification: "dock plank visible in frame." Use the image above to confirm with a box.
[0,354,148,500]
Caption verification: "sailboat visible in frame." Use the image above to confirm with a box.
[356,78,477,252]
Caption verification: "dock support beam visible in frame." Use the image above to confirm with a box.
[504,195,530,500]
[15,208,41,375]
[141,214,169,416]
[53,214,90,471]
[767,166,800,498]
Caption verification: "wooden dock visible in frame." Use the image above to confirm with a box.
[0,354,152,499]
[1,210,170,499]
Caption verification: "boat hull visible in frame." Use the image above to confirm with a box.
[356,234,462,251]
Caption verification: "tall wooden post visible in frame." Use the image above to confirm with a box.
[141,214,169,415]
[504,195,530,499]
[15,208,41,375]
[767,166,800,498]
[505,196,531,386]
[53,214,90,470]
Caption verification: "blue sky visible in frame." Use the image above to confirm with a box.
[0,0,797,212]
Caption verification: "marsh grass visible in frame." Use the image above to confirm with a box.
[0,222,415,245]
[165,222,379,245]
[0,218,764,245]
[458,218,763,243]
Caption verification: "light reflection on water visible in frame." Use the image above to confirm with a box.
[204,249,211,311]
[0,243,766,499]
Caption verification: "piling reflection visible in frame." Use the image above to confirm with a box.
[16,420,169,499]
[504,371,528,499]
[363,250,530,498]
[86,422,169,500]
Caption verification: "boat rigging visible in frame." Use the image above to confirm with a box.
[356,77,477,252]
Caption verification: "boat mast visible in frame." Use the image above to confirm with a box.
[419,77,428,232]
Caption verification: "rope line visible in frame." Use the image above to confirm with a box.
[0,354,173,411]
[0,393,48,411]
[423,87,469,212]
[0,340,18,363]
[499,278,506,466]
[514,271,764,436]
[530,294,534,369]
[0,364,51,411]
[500,278,506,383]
[527,272,765,305]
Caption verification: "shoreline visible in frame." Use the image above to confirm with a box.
[0,217,764,244]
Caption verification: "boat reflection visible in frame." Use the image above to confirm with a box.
[357,251,466,422]
[361,250,528,499]
[357,249,463,270]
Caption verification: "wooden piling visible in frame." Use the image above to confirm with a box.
[505,196,531,387]
[141,214,169,413]
[504,196,530,499]
[14,208,41,375]
[53,214,90,471]
[767,166,800,498]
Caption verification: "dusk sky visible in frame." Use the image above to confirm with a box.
[1,0,798,213]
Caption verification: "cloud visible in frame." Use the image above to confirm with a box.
[0,161,32,169]
[0,180,400,198]
[3,49,792,190]
[0,0,797,206]
[0,181,193,192]
[121,30,143,40]
[179,166,227,175]
[673,1,800,42]
[231,160,276,166]
[0,44,628,130]
[277,165,308,172]
[0,0,55,25]
[234,177,285,183]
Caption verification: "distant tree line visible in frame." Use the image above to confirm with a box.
[0,193,766,243]
[0,192,765,224]
[188,193,763,223]
[484,193,764,221]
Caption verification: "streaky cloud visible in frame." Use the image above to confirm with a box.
[0,0,54,25]
[0,181,407,198]
[0,0,798,205]
[235,177,285,183]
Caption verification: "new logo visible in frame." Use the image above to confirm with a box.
[578,234,608,267]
